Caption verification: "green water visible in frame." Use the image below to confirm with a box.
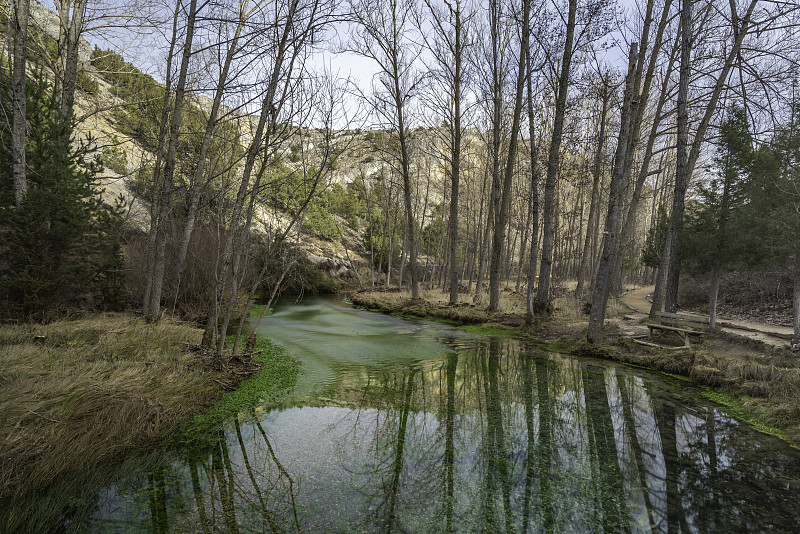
[38,297,800,532]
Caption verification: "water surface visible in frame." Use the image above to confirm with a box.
[81,296,800,532]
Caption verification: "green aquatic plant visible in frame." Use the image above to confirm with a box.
[248,303,273,318]
[459,323,523,338]
[175,336,301,449]
[699,387,796,447]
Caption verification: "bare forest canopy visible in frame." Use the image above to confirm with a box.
[1,0,800,349]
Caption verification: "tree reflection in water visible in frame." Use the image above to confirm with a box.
[86,338,800,533]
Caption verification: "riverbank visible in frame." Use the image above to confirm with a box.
[0,313,274,514]
[351,288,800,447]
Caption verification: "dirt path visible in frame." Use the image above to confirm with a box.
[621,285,795,348]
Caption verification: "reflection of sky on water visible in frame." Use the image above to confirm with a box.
[79,297,800,533]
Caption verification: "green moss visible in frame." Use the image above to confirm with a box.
[662,371,693,382]
[431,317,461,326]
[459,323,523,338]
[248,303,272,318]
[699,387,797,447]
[543,335,580,354]
[174,336,300,448]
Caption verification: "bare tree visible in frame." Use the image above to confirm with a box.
[348,0,424,298]
[202,0,335,350]
[488,0,531,311]
[236,73,353,355]
[54,0,88,115]
[420,0,474,305]
[10,0,30,211]
[171,0,253,310]
[575,71,611,299]
[533,0,577,313]
[141,2,181,315]
[587,43,638,343]
[652,0,762,316]
[524,32,543,322]
[145,0,199,322]
[660,0,691,316]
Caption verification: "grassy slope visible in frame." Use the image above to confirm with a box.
[0,313,277,502]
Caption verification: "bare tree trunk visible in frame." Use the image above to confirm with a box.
[173,5,249,310]
[55,0,88,116]
[392,35,420,297]
[334,217,363,288]
[572,169,585,280]
[534,0,576,314]
[793,258,800,348]
[398,239,407,289]
[146,0,198,323]
[448,2,463,305]
[386,211,395,288]
[661,0,760,314]
[587,43,639,343]
[377,195,386,285]
[607,0,670,295]
[516,192,531,293]
[663,0,690,314]
[524,52,541,323]
[576,76,610,299]
[203,0,302,348]
[142,5,181,313]
[709,147,735,328]
[709,267,721,329]
[475,163,493,302]
[364,178,376,287]
[504,215,519,289]
[650,238,671,316]
[485,0,503,309]
[488,0,530,311]
[616,0,675,257]
[11,0,30,211]
[225,117,334,354]
[466,213,477,291]
[402,157,417,291]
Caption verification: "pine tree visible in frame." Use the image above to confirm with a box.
[768,106,800,346]
[682,105,753,327]
[0,73,125,317]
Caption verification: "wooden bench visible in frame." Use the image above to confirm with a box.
[652,311,708,329]
[646,323,705,347]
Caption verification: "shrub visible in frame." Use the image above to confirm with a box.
[76,68,99,94]
[102,138,128,175]
[289,143,301,162]
[257,244,337,296]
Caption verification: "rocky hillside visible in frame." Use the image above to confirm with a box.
[21,1,492,292]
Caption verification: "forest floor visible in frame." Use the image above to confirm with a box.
[351,287,800,448]
[0,313,278,517]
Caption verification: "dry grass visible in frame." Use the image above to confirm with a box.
[352,288,513,325]
[550,333,800,446]
[0,313,235,502]
[351,285,627,330]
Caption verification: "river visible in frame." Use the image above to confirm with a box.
[62,296,800,532]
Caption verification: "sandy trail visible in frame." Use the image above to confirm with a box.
[620,285,795,348]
